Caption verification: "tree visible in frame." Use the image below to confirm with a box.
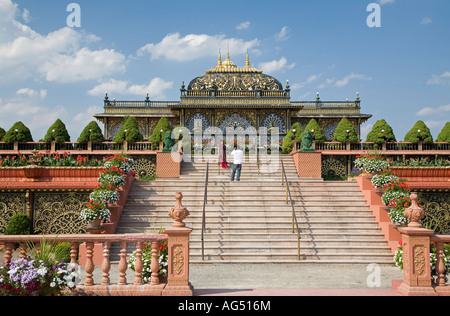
[282,123,303,154]
[365,119,397,144]
[436,122,450,143]
[404,121,433,143]
[333,118,359,143]
[3,121,34,143]
[302,119,327,143]
[113,116,144,143]
[0,127,5,141]
[149,117,172,147]
[43,119,71,143]
[77,121,105,143]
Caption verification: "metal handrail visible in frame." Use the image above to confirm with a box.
[281,160,301,260]
[201,160,209,261]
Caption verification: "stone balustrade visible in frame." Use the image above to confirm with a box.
[396,193,450,296]
[0,193,194,296]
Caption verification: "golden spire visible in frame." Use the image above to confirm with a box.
[217,50,223,67]
[245,51,250,68]
[222,48,236,68]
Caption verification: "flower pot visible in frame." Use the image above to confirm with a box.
[22,165,44,180]
[87,217,102,228]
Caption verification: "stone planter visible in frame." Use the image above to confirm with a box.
[22,165,45,180]
[391,166,449,181]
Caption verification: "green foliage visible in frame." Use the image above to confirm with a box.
[43,119,71,143]
[4,214,33,235]
[366,119,397,144]
[332,118,359,143]
[3,122,34,143]
[404,120,433,143]
[113,116,144,143]
[54,242,73,263]
[282,123,303,154]
[436,122,450,142]
[77,121,105,143]
[302,119,327,143]
[0,127,5,141]
[149,117,172,149]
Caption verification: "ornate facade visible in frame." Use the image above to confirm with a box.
[94,52,372,142]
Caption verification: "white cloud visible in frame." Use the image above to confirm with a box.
[424,120,447,129]
[307,74,322,83]
[88,78,173,100]
[421,16,432,25]
[39,47,126,83]
[416,104,450,116]
[276,26,290,42]
[74,105,103,123]
[236,21,250,30]
[361,123,374,140]
[378,0,395,5]
[16,88,47,98]
[427,71,450,85]
[334,73,372,87]
[0,1,126,84]
[137,33,260,62]
[258,57,295,74]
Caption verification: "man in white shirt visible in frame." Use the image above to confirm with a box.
[230,145,244,181]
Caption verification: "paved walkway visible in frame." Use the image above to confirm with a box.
[190,263,403,296]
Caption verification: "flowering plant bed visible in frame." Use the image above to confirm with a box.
[80,154,135,226]
[128,230,168,282]
[0,239,80,296]
[354,152,389,174]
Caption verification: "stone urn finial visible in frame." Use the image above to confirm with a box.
[168,192,190,227]
[403,193,425,228]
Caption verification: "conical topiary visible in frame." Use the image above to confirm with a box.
[282,123,303,154]
[77,121,105,143]
[302,119,327,143]
[43,119,71,143]
[366,119,397,144]
[0,127,5,141]
[332,118,359,143]
[113,116,144,143]
[404,121,433,143]
[436,122,450,143]
[3,121,34,143]
[149,117,172,148]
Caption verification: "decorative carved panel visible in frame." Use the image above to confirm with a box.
[418,192,450,234]
[0,192,26,234]
[33,192,90,235]
[132,156,157,178]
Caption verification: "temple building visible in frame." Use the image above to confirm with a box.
[94,52,372,142]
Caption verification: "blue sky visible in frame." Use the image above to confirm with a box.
[0,0,449,141]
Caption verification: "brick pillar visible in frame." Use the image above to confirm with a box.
[162,193,194,296]
[397,227,436,296]
[397,193,437,296]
